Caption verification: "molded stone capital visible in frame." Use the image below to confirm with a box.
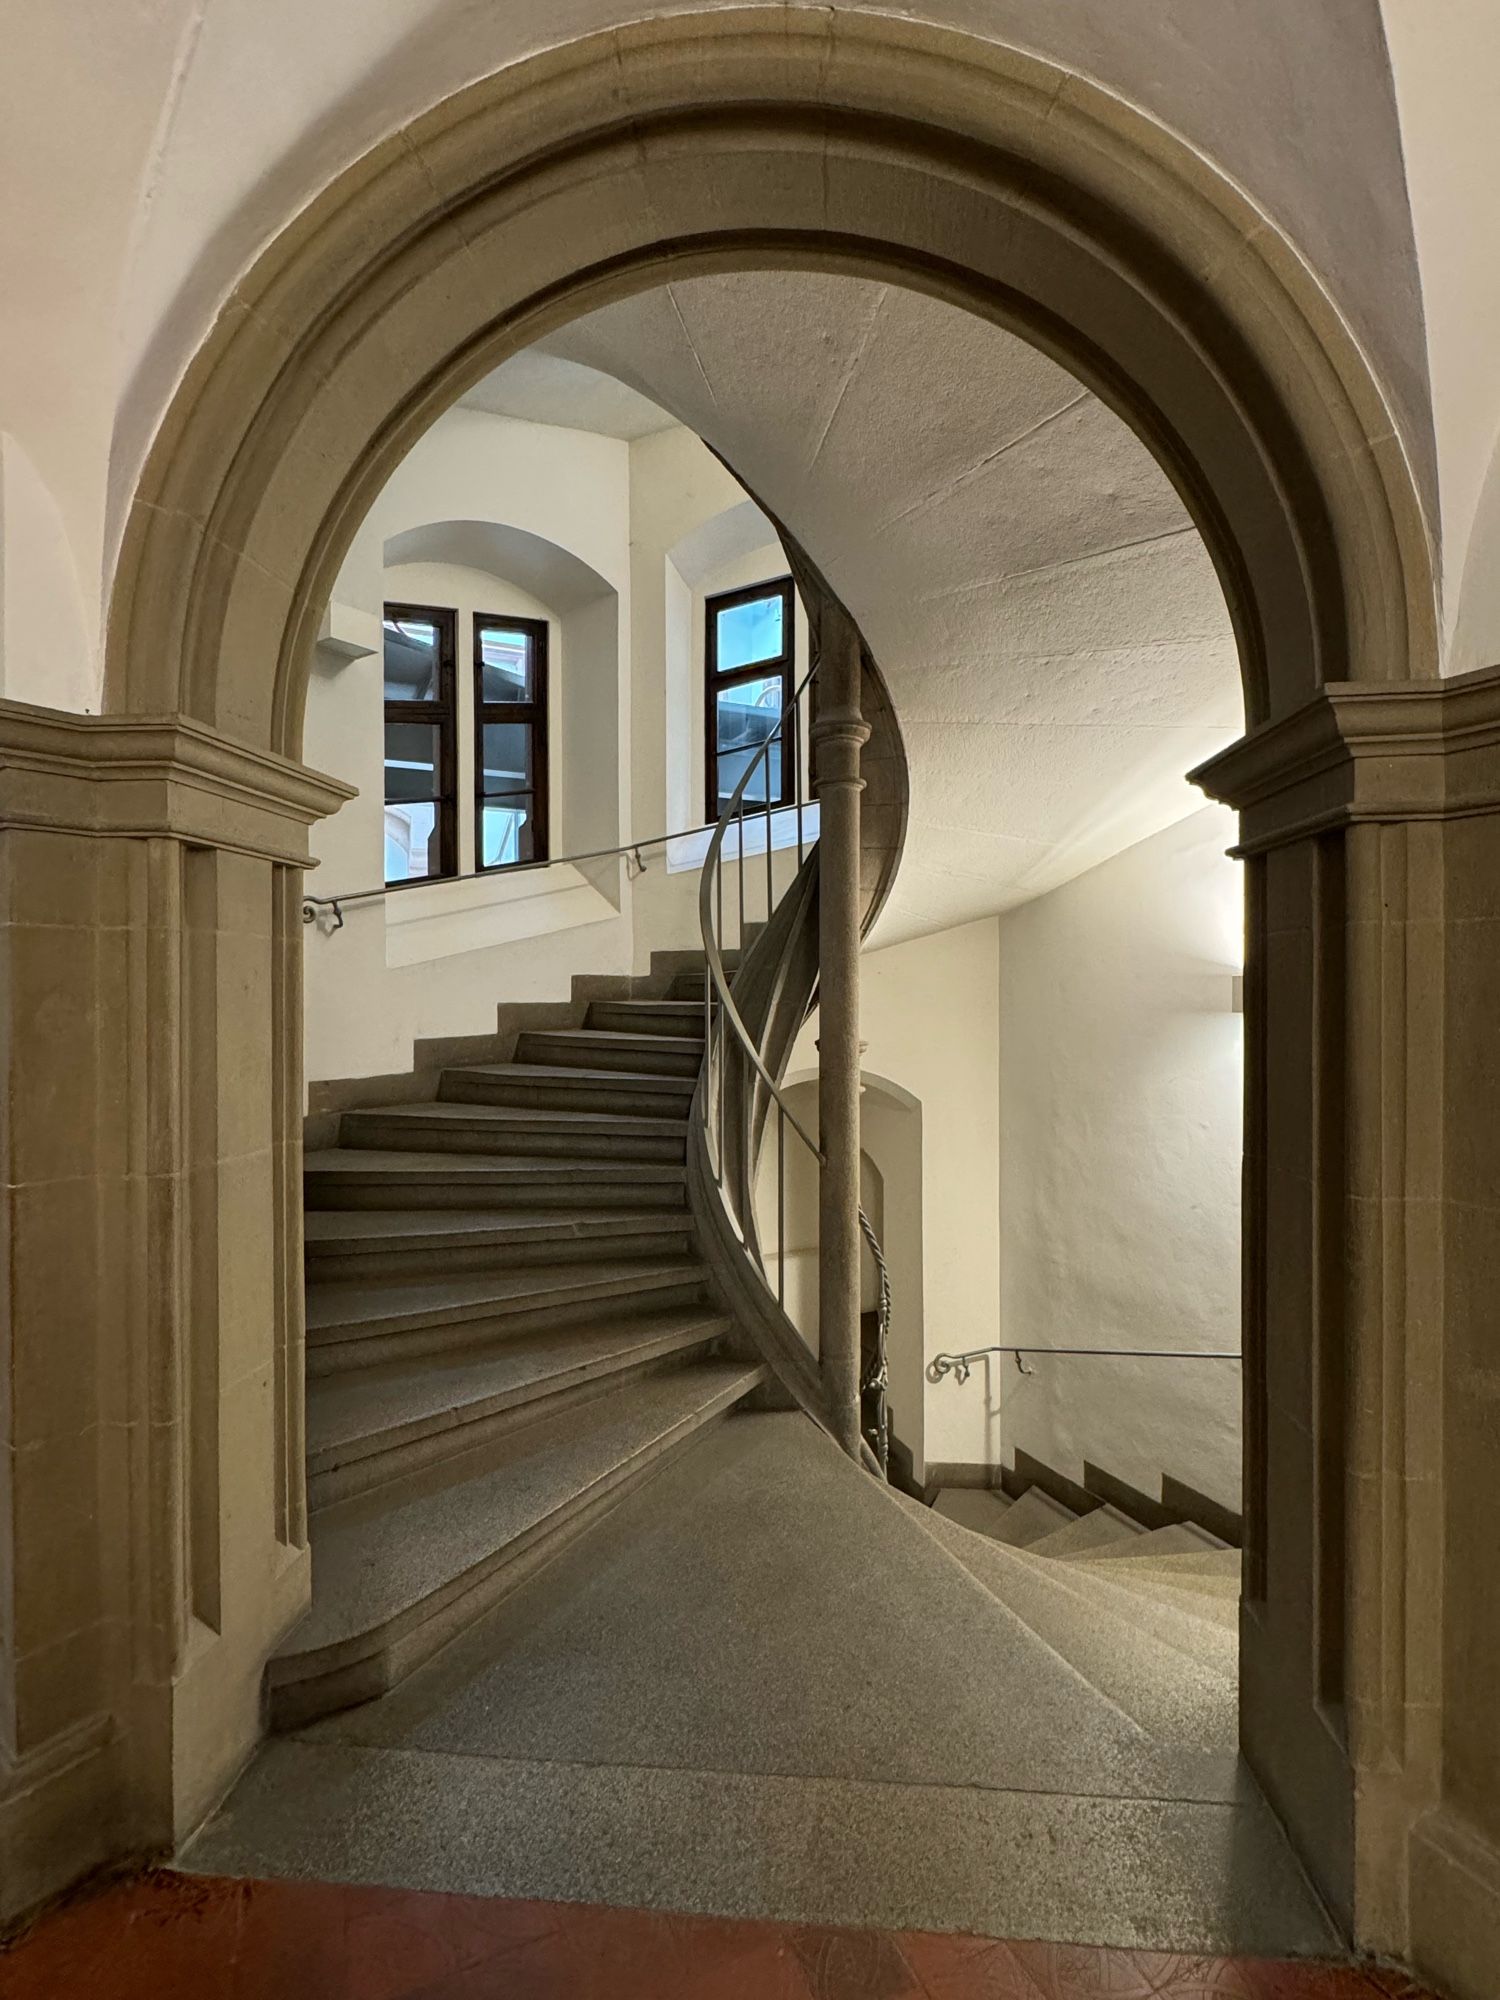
[0,699,355,864]
[1191,666,1500,853]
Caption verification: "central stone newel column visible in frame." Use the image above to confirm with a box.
[812,605,871,1458]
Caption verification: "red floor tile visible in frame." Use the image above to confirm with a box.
[0,1871,1443,2000]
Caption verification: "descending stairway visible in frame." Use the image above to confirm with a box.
[275,975,766,1727]
[906,1482,1241,1749]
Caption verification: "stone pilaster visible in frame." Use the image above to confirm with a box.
[813,608,871,1459]
[1193,666,1500,1993]
[0,699,351,1916]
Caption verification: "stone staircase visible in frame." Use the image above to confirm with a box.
[901,1482,1240,1751]
[274,972,766,1727]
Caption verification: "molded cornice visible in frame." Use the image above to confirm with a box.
[0,699,355,864]
[1191,666,1500,852]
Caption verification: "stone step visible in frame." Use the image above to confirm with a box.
[438,1062,694,1120]
[666,969,715,1001]
[586,998,711,1039]
[303,1206,692,1281]
[1062,1521,1229,1563]
[1023,1503,1145,1560]
[1009,1538,1240,1679]
[1069,1564,1240,1633]
[304,1149,687,1213]
[269,1360,765,1727]
[514,1027,704,1079]
[338,1101,687,1164]
[932,1488,1014,1540]
[305,1257,709,1374]
[306,1307,731,1506]
[986,1487,1077,1548]
[893,1493,1237,1750]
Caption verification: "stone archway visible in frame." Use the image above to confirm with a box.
[10,10,1483,1987]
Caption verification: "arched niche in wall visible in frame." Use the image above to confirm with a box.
[309,512,623,900]
[772,1067,926,1475]
[384,520,623,882]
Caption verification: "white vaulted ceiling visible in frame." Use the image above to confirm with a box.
[541,274,1243,944]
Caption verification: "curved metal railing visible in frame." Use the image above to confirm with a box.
[697,653,823,1279]
[694,625,896,1474]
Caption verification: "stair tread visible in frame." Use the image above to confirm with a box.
[306,1256,705,1335]
[1090,1546,1242,1578]
[305,1207,686,1248]
[1064,1522,1228,1562]
[305,1149,684,1182]
[521,1028,704,1053]
[893,1492,1237,1747]
[1010,1538,1240,1675]
[445,1063,694,1093]
[988,1487,1077,1547]
[932,1489,1013,1538]
[344,1101,686,1132]
[590,1000,704,1016]
[1071,1566,1240,1631]
[279,1362,763,1660]
[1023,1504,1144,1559]
[306,1308,731,1464]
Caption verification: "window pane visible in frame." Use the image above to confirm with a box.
[384,721,443,881]
[383,615,444,700]
[480,721,532,794]
[477,625,536,703]
[480,794,539,868]
[385,721,440,801]
[715,592,785,672]
[715,675,783,807]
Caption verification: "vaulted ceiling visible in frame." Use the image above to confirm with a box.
[541,274,1243,942]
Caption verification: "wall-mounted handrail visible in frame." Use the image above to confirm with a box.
[301,811,816,930]
[930,1344,1242,1384]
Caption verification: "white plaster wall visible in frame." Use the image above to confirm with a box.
[304,554,628,1083]
[0,434,93,711]
[299,394,815,1080]
[991,805,1244,1513]
[1381,1,1500,667]
[626,431,814,970]
[302,406,639,1082]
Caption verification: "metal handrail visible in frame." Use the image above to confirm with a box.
[930,1344,1242,1384]
[697,653,824,1160]
[693,627,895,1479]
[859,1207,892,1477]
[301,813,815,931]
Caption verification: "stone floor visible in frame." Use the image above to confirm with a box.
[0,1870,1435,1998]
[186,1414,1333,1957]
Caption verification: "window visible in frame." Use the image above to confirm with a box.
[474,614,549,870]
[383,604,457,885]
[705,576,795,823]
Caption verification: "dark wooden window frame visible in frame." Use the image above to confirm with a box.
[382,600,458,887]
[473,611,550,872]
[704,574,796,825]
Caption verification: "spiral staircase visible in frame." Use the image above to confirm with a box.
[171,534,1353,1965]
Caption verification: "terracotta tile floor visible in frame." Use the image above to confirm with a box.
[0,1870,1438,1999]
